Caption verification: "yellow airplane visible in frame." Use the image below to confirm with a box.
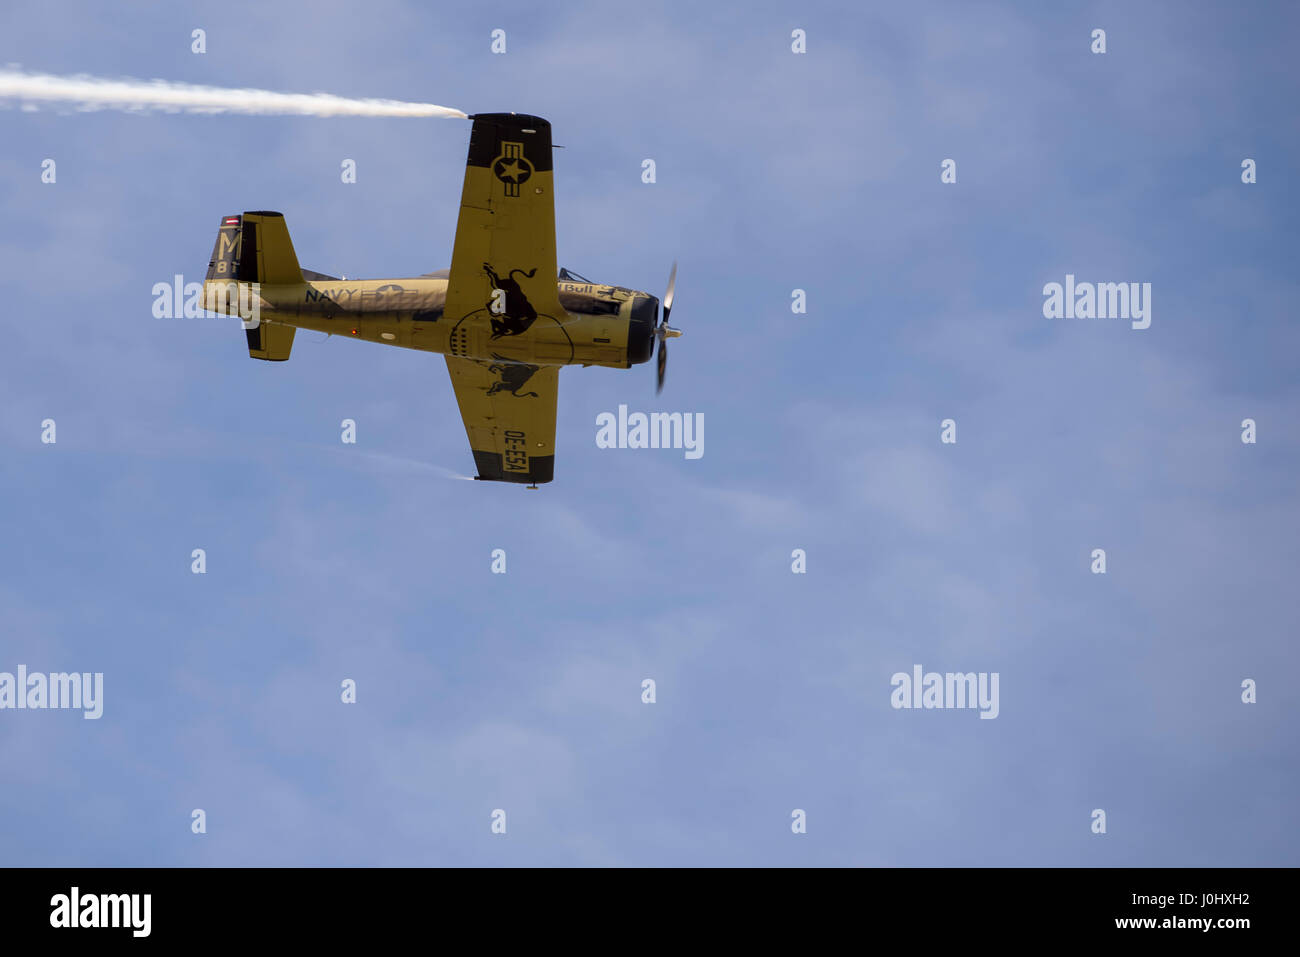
[201,112,680,486]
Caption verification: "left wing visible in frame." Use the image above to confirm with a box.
[445,356,558,484]
[443,112,564,342]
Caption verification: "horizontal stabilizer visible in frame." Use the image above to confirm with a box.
[246,321,295,361]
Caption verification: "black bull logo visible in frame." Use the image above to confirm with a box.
[485,354,541,398]
[483,263,539,338]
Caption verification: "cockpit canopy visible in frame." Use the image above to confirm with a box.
[422,267,591,283]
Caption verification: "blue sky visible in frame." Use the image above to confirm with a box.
[0,0,1296,865]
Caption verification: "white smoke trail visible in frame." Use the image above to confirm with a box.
[0,68,466,118]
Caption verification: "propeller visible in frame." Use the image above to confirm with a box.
[655,261,681,394]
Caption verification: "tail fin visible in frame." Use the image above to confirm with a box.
[204,212,299,361]
[205,211,304,285]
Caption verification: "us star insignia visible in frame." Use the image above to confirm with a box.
[492,141,534,197]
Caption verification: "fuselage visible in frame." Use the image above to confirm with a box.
[202,274,657,369]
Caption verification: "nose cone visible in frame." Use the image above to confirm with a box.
[628,294,657,365]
